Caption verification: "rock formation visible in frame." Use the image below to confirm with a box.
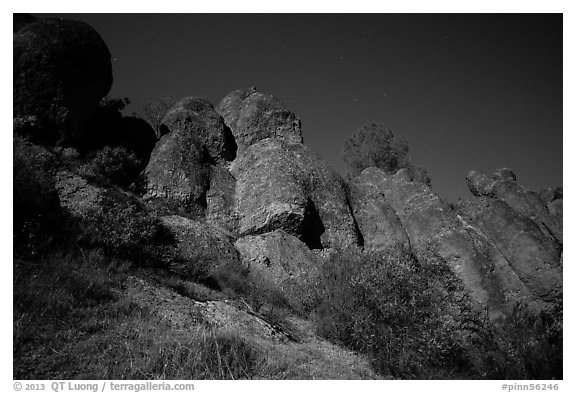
[161,97,237,163]
[217,87,303,154]
[457,197,562,302]
[234,230,319,309]
[13,17,113,145]
[354,167,536,317]
[143,98,235,213]
[159,215,241,281]
[13,135,61,230]
[466,169,562,244]
[230,138,359,249]
[347,168,410,252]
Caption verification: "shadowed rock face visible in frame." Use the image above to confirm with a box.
[55,170,106,219]
[466,169,562,244]
[206,165,239,232]
[159,215,241,281]
[80,107,157,167]
[216,87,303,154]
[374,168,536,317]
[14,17,112,145]
[347,168,410,252]
[161,97,237,163]
[235,230,319,309]
[144,98,236,212]
[230,138,359,249]
[144,118,211,211]
[548,199,563,219]
[14,136,61,229]
[457,197,562,303]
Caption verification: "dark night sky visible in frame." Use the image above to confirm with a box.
[41,13,563,202]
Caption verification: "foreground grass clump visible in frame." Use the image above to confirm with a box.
[311,247,562,379]
[13,250,264,379]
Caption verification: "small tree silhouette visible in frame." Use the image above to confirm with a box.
[341,122,431,186]
[140,94,176,138]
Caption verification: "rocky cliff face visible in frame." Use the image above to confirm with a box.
[13,14,561,323]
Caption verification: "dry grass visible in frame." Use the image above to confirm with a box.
[13,250,263,379]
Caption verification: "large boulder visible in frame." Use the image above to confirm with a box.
[55,170,106,219]
[216,87,302,154]
[143,128,209,213]
[144,97,236,214]
[230,138,359,249]
[466,169,562,244]
[375,168,537,317]
[13,17,113,145]
[160,97,236,163]
[13,136,61,231]
[234,230,319,309]
[159,215,241,282]
[143,98,238,214]
[347,168,410,252]
[457,197,562,302]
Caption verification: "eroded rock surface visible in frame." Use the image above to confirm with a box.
[230,138,359,249]
[144,98,238,213]
[457,197,562,302]
[217,87,302,154]
[466,169,562,244]
[347,168,410,252]
[373,168,536,316]
[161,97,236,162]
[235,230,319,308]
[159,215,241,280]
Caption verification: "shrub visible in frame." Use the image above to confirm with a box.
[311,247,563,379]
[312,247,481,378]
[140,95,176,138]
[78,146,142,188]
[341,122,431,186]
[79,190,175,268]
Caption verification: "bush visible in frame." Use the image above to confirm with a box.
[79,190,175,268]
[140,95,176,138]
[78,146,142,188]
[341,122,431,186]
[312,247,479,378]
[311,247,563,379]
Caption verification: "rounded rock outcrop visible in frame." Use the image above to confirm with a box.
[216,87,302,154]
[143,98,235,213]
[161,97,237,163]
[13,17,113,145]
